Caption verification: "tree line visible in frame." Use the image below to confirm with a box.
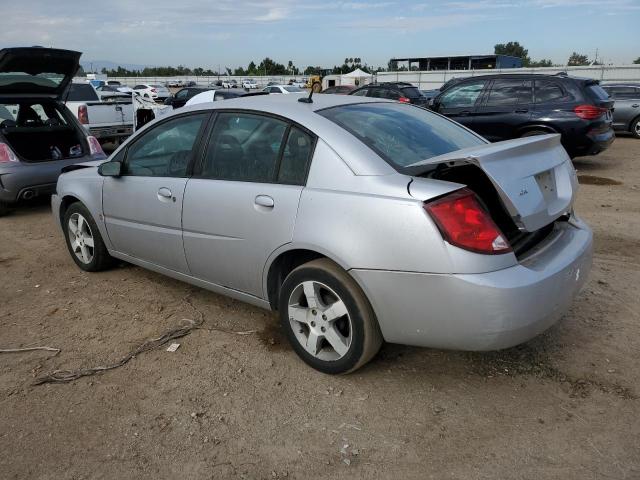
[92,48,639,77]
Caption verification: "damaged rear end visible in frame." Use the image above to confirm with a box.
[366,134,593,350]
[409,134,580,261]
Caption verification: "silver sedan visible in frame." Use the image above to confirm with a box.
[52,94,592,374]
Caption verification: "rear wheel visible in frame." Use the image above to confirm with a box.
[631,117,640,139]
[278,258,382,374]
[63,202,114,272]
[311,82,322,93]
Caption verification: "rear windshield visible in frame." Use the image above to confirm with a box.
[0,73,64,89]
[400,86,423,98]
[318,103,484,169]
[65,84,99,101]
[586,84,610,101]
[151,84,164,88]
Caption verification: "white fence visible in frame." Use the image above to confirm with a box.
[373,65,640,90]
[82,65,640,91]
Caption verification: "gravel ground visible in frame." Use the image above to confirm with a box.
[1,137,639,480]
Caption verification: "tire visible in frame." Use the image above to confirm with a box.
[631,117,640,139]
[278,258,382,374]
[63,202,115,272]
[311,82,322,93]
[0,201,11,217]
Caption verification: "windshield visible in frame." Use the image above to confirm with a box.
[318,103,484,170]
[284,86,304,92]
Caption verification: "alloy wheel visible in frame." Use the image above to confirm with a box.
[68,213,95,264]
[288,281,352,361]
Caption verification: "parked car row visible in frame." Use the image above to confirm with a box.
[337,74,627,158]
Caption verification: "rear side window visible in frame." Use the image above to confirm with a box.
[486,79,532,106]
[585,84,610,101]
[535,80,572,103]
[278,126,313,185]
[439,80,487,108]
[319,103,484,169]
[201,112,288,182]
[351,88,368,97]
[65,84,99,102]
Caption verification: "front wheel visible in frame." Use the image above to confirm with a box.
[63,202,115,272]
[278,259,382,374]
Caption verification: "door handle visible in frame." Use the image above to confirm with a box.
[157,187,174,202]
[458,110,471,116]
[515,109,529,113]
[632,104,639,108]
[255,195,274,208]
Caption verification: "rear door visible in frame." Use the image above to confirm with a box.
[433,79,488,130]
[473,78,533,141]
[102,112,209,273]
[182,112,315,297]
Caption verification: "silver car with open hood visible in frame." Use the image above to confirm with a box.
[51,94,592,374]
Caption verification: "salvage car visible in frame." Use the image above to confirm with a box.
[349,82,430,107]
[430,74,614,158]
[0,47,106,216]
[52,94,592,374]
[132,84,171,102]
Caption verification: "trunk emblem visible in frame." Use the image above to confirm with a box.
[519,188,529,196]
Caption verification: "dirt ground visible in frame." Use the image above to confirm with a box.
[1,137,639,480]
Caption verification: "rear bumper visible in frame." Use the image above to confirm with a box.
[350,218,593,351]
[0,157,93,204]
[570,126,615,157]
[88,125,133,140]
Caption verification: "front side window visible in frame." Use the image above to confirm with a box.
[439,80,486,108]
[124,113,207,177]
[175,89,190,99]
[486,79,532,106]
[201,112,288,182]
[319,103,484,170]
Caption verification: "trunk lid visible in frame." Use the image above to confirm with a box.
[408,134,577,232]
[0,47,81,98]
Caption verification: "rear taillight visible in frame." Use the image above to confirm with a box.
[0,142,19,163]
[78,105,89,124]
[424,188,511,255]
[398,97,411,103]
[151,88,157,93]
[574,104,607,120]
[87,136,104,156]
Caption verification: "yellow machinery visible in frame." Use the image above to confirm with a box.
[305,75,322,92]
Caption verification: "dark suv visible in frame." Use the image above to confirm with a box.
[430,74,614,158]
[349,82,429,107]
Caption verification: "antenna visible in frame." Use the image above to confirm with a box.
[298,87,314,104]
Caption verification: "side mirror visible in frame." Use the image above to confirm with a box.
[98,161,122,177]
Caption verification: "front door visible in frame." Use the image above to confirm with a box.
[103,112,209,273]
[434,79,488,131]
[183,112,315,297]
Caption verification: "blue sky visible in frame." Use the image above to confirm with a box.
[1,0,638,69]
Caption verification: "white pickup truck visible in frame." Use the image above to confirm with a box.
[64,83,134,145]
